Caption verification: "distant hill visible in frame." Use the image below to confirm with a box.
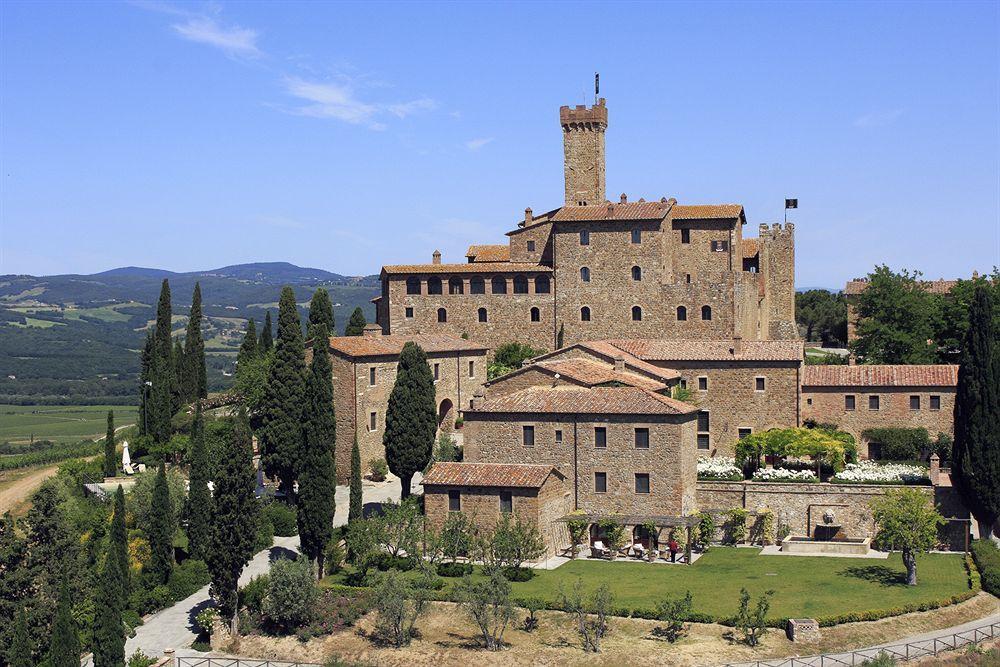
[0,262,381,406]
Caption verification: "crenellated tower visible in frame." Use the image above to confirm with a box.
[759,222,797,339]
[560,98,607,206]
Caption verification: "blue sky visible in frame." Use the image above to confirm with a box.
[1,1,997,288]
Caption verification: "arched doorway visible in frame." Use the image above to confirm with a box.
[633,524,658,550]
[438,398,455,432]
[589,523,606,547]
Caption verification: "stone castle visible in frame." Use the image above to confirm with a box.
[375,98,798,352]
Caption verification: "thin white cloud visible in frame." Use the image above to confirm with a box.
[283,77,437,130]
[172,16,261,57]
[854,108,904,128]
[387,97,438,118]
[464,137,494,151]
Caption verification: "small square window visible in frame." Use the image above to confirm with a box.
[631,229,641,244]
[555,429,563,444]
[468,360,475,378]
[681,228,690,244]
[869,395,880,411]
[738,428,752,440]
[369,411,377,432]
[499,491,513,514]
[580,230,590,246]
[448,490,461,512]
[634,428,649,449]
[845,395,856,411]
[369,367,376,386]
[523,425,535,447]
[930,395,941,410]
[405,307,414,318]
[697,434,710,450]
[698,376,708,391]
[594,426,607,448]
[594,472,607,493]
[634,473,650,494]
[910,395,920,410]
[807,398,813,405]
[527,240,535,252]
[755,377,766,392]
[433,363,440,381]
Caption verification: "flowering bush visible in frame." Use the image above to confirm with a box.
[831,461,929,485]
[697,456,743,481]
[751,467,818,482]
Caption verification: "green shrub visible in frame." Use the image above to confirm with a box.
[127,650,158,667]
[263,556,319,633]
[372,553,417,572]
[437,562,473,577]
[862,651,898,666]
[148,584,174,611]
[263,501,298,536]
[239,574,270,615]
[368,458,388,482]
[971,539,1000,596]
[255,512,275,552]
[167,558,210,601]
[324,540,345,575]
[501,566,535,582]
[861,427,931,461]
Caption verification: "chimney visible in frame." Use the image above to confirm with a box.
[620,193,627,204]
[471,389,485,410]
[432,250,441,265]
[732,334,743,356]
[929,453,940,485]
[362,323,381,338]
[524,207,533,225]
[613,355,625,373]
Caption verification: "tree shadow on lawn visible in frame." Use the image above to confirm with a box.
[433,631,491,650]
[840,564,907,587]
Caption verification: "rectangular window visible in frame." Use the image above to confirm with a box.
[634,428,649,449]
[910,395,921,410]
[468,360,475,378]
[448,490,461,512]
[738,428,752,440]
[679,379,687,390]
[631,229,641,244]
[405,307,414,318]
[369,411,377,432]
[522,425,535,447]
[580,230,590,246]
[499,491,513,514]
[930,395,941,410]
[680,228,690,244]
[845,395,856,411]
[433,363,440,381]
[594,472,607,493]
[697,411,710,432]
[711,240,729,252]
[526,240,535,252]
[555,429,563,444]
[698,376,708,391]
[869,395,880,410]
[697,434,710,450]
[594,426,607,448]
[634,473,650,494]
[369,367,376,386]
[755,377,766,392]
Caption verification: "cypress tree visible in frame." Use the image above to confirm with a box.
[154,279,173,370]
[349,435,363,524]
[345,307,367,336]
[172,338,185,413]
[92,546,125,667]
[953,286,1000,539]
[48,576,80,667]
[110,485,129,600]
[9,610,31,667]
[187,405,213,561]
[384,342,437,499]
[207,409,259,637]
[183,282,207,402]
[102,410,115,478]
[148,463,175,583]
[150,279,175,442]
[261,287,307,494]
[260,310,274,352]
[138,331,153,437]
[298,324,337,579]
[308,287,335,338]
[237,318,259,368]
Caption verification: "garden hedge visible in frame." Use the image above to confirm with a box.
[860,427,930,461]
[970,539,1000,596]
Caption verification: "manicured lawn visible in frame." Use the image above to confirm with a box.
[0,404,138,444]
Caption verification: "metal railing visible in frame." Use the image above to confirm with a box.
[176,659,320,667]
[724,619,1000,666]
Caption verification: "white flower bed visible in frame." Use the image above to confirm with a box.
[697,456,742,481]
[831,460,929,485]
[752,467,818,482]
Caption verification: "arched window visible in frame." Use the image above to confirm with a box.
[478,308,487,323]
[406,277,421,295]
[448,277,464,295]
[632,266,642,281]
[535,275,550,294]
[491,277,507,294]
[581,306,591,322]
[513,275,529,294]
[701,305,712,321]
[530,307,540,322]
[470,277,485,294]
[632,306,642,321]
[427,277,442,295]
[437,308,447,323]
[677,306,687,321]
[580,267,591,282]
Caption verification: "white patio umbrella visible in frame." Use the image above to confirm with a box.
[121,440,131,469]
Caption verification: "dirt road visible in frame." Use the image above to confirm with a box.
[0,464,60,515]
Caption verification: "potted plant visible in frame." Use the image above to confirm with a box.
[600,518,627,560]
[640,521,659,561]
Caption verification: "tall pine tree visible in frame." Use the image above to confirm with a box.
[172,338,185,413]
[384,342,436,499]
[308,288,335,338]
[149,279,175,442]
[138,331,154,437]
[349,435,363,524]
[345,307,367,336]
[148,463,175,583]
[207,409,259,636]
[48,576,80,667]
[187,405,213,561]
[9,610,31,667]
[261,287,307,494]
[183,282,207,402]
[92,546,125,667]
[952,286,1000,539]
[110,485,129,600]
[102,410,115,478]
[298,324,337,579]
[237,318,259,368]
[260,310,274,352]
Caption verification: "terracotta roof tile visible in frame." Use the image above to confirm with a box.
[576,341,681,380]
[465,244,510,262]
[845,279,959,296]
[802,365,958,387]
[671,204,744,220]
[605,339,804,362]
[421,462,559,489]
[382,261,552,275]
[549,201,671,222]
[742,238,760,256]
[318,334,487,358]
[472,385,697,416]
[535,359,669,391]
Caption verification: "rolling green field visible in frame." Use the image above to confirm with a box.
[0,404,139,444]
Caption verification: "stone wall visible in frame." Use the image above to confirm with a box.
[561,101,607,206]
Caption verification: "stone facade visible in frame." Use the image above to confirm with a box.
[562,99,607,207]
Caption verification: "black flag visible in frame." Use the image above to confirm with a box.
[595,72,600,96]
[785,198,798,209]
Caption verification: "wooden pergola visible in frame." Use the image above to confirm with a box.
[555,513,701,564]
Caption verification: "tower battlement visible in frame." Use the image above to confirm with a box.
[559,98,608,127]
[561,98,607,206]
